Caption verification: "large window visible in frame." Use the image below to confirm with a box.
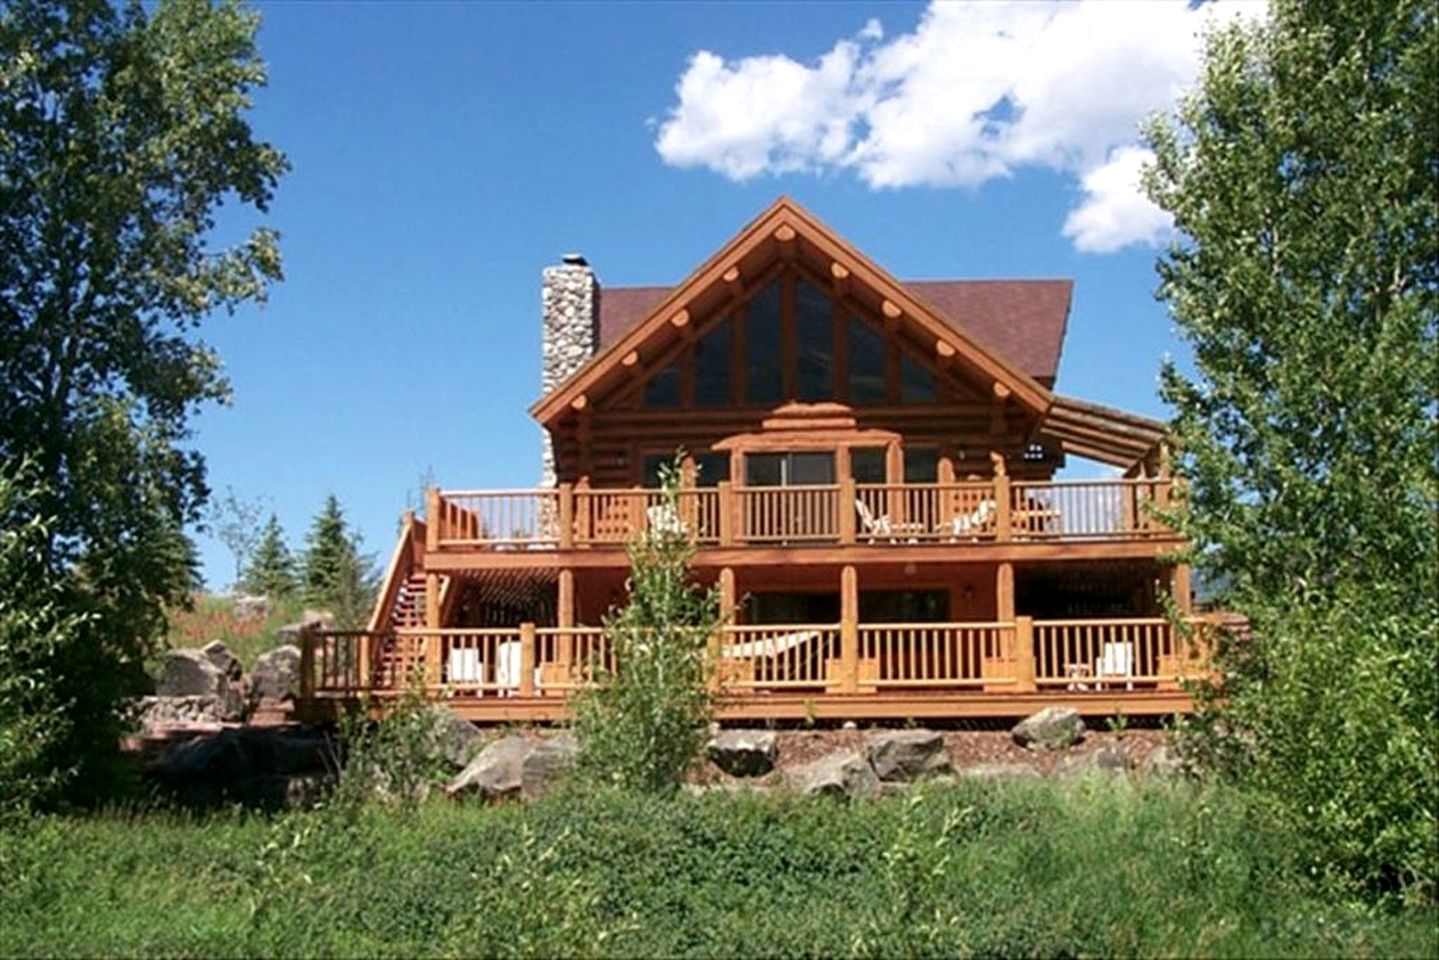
[693,317,732,407]
[850,447,888,484]
[796,280,835,401]
[903,446,939,483]
[693,451,731,486]
[848,315,888,404]
[642,362,680,408]
[745,451,836,487]
[746,280,783,406]
[901,352,938,403]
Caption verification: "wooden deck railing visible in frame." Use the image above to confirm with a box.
[427,478,1176,550]
[298,615,1212,704]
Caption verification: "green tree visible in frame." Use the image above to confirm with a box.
[209,487,266,590]
[241,513,297,599]
[1145,0,1438,899]
[301,494,377,629]
[572,455,722,793]
[0,0,285,802]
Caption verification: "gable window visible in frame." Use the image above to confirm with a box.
[796,280,835,401]
[745,280,783,406]
[900,353,938,403]
[848,315,888,405]
[693,317,732,407]
[642,362,680,408]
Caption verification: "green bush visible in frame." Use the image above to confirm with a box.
[2,781,1434,958]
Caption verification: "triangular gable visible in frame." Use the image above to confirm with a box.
[530,197,1054,425]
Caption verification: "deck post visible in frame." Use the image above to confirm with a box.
[298,624,316,703]
[717,481,734,546]
[993,472,1012,540]
[519,622,537,696]
[557,568,575,666]
[712,567,735,692]
[558,483,574,549]
[838,476,856,544]
[996,561,1015,622]
[425,572,443,688]
[425,487,441,551]
[840,565,859,693]
[1171,563,1193,615]
[357,631,371,692]
[1014,615,1037,692]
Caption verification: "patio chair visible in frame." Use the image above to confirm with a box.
[1095,641,1134,691]
[854,498,894,542]
[942,498,997,540]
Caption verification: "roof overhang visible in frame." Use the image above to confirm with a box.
[1041,395,1169,470]
[530,197,1055,426]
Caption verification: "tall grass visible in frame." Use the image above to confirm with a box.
[1,780,1432,958]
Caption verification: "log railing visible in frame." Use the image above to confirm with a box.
[429,478,1174,549]
[299,615,1212,702]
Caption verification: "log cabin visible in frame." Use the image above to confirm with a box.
[297,198,1210,723]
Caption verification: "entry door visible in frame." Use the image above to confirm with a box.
[744,452,837,541]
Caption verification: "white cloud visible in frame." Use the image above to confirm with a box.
[1063,146,1174,253]
[653,1,1263,253]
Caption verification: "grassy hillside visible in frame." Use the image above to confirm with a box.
[164,593,311,668]
[2,780,1432,958]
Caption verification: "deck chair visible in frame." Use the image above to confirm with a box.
[1095,641,1135,691]
[943,498,997,540]
[854,498,894,542]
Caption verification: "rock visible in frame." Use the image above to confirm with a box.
[251,645,302,702]
[145,727,334,808]
[865,730,952,782]
[841,720,858,731]
[135,695,230,727]
[1011,707,1086,751]
[445,735,577,801]
[155,650,244,720]
[232,594,268,621]
[957,763,1043,781]
[1054,745,1131,779]
[202,640,244,682]
[424,704,486,769]
[277,609,335,639]
[786,750,879,799]
[1139,743,1187,778]
[706,729,779,777]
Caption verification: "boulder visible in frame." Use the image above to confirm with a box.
[445,735,577,801]
[786,750,879,799]
[251,645,302,702]
[1011,707,1086,751]
[423,704,487,769]
[865,730,952,782]
[1139,743,1187,778]
[706,729,779,777]
[202,640,244,682]
[1054,745,1131,779]
[145,727,334,808]
[135,695,230,727]
[957,763,1043,781]
[155,650,244,720]
[232,594,268,621]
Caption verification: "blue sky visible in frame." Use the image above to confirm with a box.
[192,1,1253,587]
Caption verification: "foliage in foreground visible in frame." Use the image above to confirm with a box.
[571,456,721,793]
[0,0,286,805]
[1145,0,1438,900]
[0,781,1434,959]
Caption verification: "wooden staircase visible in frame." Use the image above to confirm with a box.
[365,515,445,689]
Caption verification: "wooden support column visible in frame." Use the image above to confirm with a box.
[993,467,1012,541]
[425,571,443,687]
[996,561,1015,623]
[840,565,859,693]
[557,568,575,666]
[717,481,735,546]
[1171,563,1194,616]
[558,483,574,549]
[425,487,440,551]
[838,475,856,544]
[1014,615,1037,693]
[518,622,537,697]
[712,567,736,692]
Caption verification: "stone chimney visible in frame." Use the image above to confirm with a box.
[540,254,600,486]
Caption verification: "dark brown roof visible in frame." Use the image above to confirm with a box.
[596,279,1072,383]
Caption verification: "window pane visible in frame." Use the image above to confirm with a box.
[642,363,680,408]
[746,281,782,406]
[900,352,938,403]
[788,452,835,485]
[745,453,783,487]
[694,317,732,407]
[643,454,670,488]
[848,316,888,404]
[850,447,887,484]
[796,280,834,401]
[903,447,939,483]
[693,451,730,487]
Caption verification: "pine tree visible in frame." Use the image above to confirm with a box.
[242,514,297,598]
[301,494,378,629]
